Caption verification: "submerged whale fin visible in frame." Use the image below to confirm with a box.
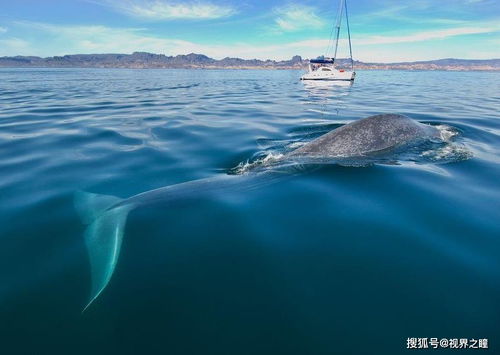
[74,191,133,311]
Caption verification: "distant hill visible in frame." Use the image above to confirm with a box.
[356,58,500,71]
[0,52,498,71]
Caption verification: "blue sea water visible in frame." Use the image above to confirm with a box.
[0,68,499,354]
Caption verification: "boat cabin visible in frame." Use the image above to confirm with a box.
[308,57,335,72]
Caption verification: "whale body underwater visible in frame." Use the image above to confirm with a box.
[75,113,442,310]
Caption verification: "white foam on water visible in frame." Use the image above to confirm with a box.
[415,124,472,163]
[435,124,459,142]
[232,152,285,174]
[421,143,472,162]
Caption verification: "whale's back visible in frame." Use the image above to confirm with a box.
[289,114,438,159]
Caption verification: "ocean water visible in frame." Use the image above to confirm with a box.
[0,68,499,354]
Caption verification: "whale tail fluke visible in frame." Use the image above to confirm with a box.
[74,191,133,312]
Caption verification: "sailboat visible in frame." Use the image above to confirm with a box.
[301,0,355,81]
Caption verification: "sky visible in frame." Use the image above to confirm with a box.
[0,0,499,62]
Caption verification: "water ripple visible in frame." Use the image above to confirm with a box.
[0,68,499,353]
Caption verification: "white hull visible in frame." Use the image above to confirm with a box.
[301,68,355,81]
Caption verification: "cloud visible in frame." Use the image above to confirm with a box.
[274,4,325,32]
[2,21,325,59]
[0,26,7,33]
[3,21,499,62]
[10,21,191,55]
[358,26,500,45]
[0,37,30,51]
[98,0,236,20]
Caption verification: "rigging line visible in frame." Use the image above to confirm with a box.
[325,0,340,57]
[333,0,345,63]
[344,0,354,70]
[325,15,337,57]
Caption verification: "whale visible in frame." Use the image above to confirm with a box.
[287,113,439,162]
[75,114,440,310]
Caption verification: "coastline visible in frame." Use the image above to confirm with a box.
[1,52,499,72]
[1,66,498,72]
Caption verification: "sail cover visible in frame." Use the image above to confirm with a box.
[310,57,334,64]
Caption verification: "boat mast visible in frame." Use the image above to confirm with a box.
[332,0,345,63]
[344,0,354,70]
